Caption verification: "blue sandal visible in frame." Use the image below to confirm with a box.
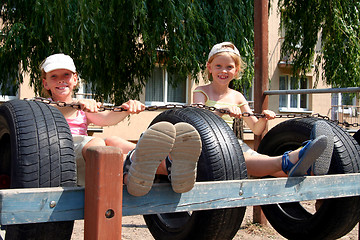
[282,135,328,177]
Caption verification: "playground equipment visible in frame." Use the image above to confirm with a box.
[0,99,360,240]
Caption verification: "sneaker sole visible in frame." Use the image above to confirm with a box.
[127,122,176,196]
[170,122,202,193]
[289,135,328,177]
[310,120,334,175]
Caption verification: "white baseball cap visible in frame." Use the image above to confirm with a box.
[208,42,240,60]
[41,53,76,73]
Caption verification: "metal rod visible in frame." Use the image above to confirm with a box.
[264,87,360,95]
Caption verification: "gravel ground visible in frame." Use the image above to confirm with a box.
[70,204,359,240]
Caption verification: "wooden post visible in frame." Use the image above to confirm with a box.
[253,0,269,225]
[253,206,267,225]
[84,146,123,240]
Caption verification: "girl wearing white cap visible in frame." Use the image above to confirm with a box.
[193,42,334,177]
[41,53,201,196]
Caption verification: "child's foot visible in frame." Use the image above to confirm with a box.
[168,122,202,193]
[282,135,328,177]
[310,120,334,175]
[126,122,176,196]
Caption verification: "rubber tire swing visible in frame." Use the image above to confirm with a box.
[3,100,358,239]
[0,100,77,240]
[258,117,360,240]
[143,107,248,240]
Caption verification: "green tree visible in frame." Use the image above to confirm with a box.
[279,0,360,87]
[0,0,254,104]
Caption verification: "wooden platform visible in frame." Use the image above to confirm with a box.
[0,173,360,225]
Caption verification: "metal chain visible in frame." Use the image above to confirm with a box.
[25,97,360,128]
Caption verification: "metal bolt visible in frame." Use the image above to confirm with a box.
[49,201,57,208]
[105,209,115,219]
[239,190,244,196]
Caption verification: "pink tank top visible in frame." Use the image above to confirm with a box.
[66,110,88,135]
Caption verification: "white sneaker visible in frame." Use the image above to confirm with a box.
[169,122,202,193]
[127,122,176,196]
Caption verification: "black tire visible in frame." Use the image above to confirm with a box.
[0,99,76,240]
[143,107,247,240]
[353,129,360,144]
[258,117,360,240]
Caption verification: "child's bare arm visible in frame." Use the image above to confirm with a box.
[74,99,102,113]
[242,105,276,135]
[86,100,145,126]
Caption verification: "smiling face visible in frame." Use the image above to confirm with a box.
[207,53,239,86]
[42,69,78,101]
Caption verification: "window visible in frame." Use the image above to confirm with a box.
[279,75,309,111]
[331,93,357,119]
[75,80,111,105]
[0,79,18,101]
[341,93,356,106]
[76,80,94,100]
[145,66,187,105]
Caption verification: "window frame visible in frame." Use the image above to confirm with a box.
[331,92,357,115]
[0,94,18,102]
[278,75,310,113]
[75,80,113,106]
[145,66,188,106]
[75,80,94,100]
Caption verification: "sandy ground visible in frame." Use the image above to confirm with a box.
[70,204,359,240]
[0,203,356,239]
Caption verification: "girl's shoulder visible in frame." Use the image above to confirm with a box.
[229,88,245,98]
[193,85,211,102]
[194,84,210,92]
[229,89,247,105]
[194,85,211,96]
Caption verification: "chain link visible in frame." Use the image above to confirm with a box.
[25,97,360,128]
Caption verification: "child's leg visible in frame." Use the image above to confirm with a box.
[156,160,168,175]
[105,136,136,166]
[73,136,104,186]
[245,121,334,178]
[105,136,135,155]
[246,135,328,177]
[245,150,300,177]
[81,137,106,157]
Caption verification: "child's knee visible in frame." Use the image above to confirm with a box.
[105,136,135,153]
[89,137,106,146]
[82,137,106,156]
[104,136,122,145]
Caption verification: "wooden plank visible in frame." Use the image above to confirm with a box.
[122,173,360,216]
[84,146,123,240]
[0,187,84,224]
[1,173,360,225]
